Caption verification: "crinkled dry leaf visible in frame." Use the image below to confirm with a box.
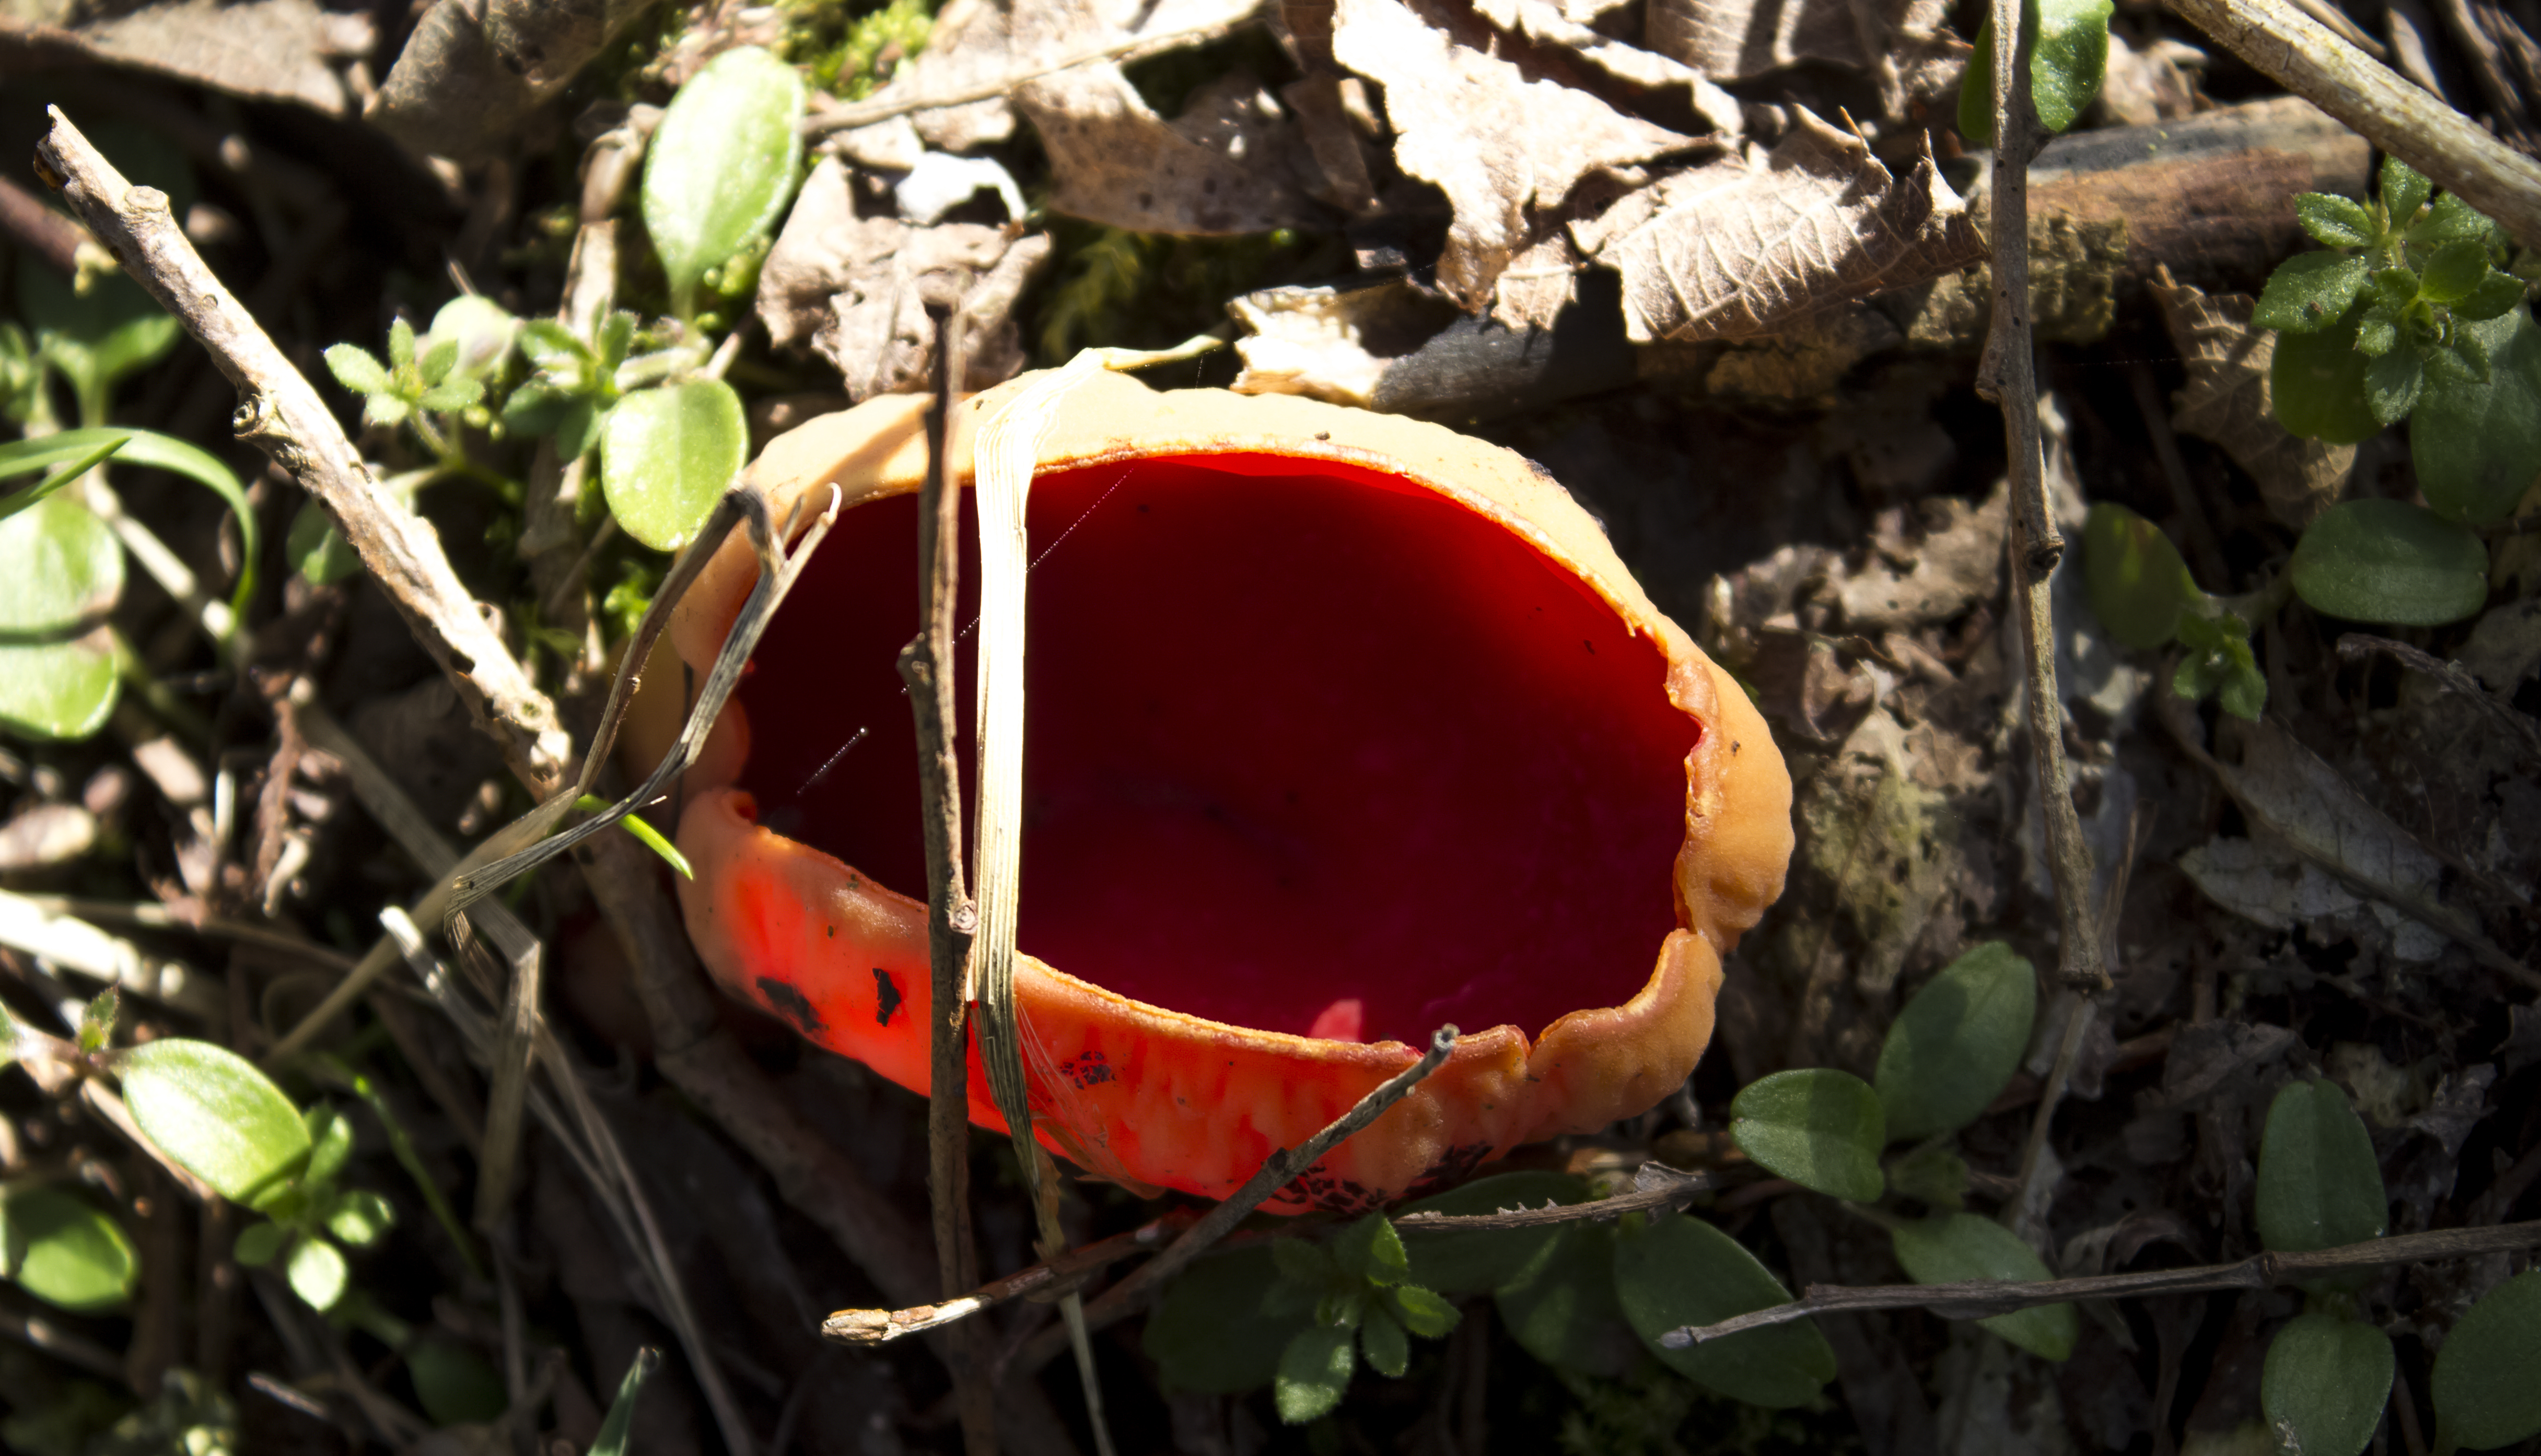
[757,157,1048,400]
[1334,0,1703,310]
[1491,232,1585,330]
[1580,110,1984,344]
[1469,0,1742,133]
[1835,484,2007,631]
[1020,68,1326,233]
[1644,0,1952,86]
[2153,274,2353,529]
[2095,31,2206,126]
[5,0,369,114]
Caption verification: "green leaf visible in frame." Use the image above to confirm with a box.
[324,344,392,397]
[416,336,460,390]
[3,428,255,617]
[388,317,417,373]
[1496,1223,1643,1378]
[284,1234,347,1310]
[2083,502,2201,650]
[0,433,126,525]
[18,258,179,408]
[1146,1244,1313,1393]
[415,375,485,414]
[1399,1170,1589,1295]
[232,1220,286,1267]
[2174,610,2267,720]
[2430,1271,2541,1450]
[77,988,118,1053]
[2356,308,2399,358]
[2412,307,2541,523]
[2262,1312,2393,1456]
[1313,1287,1366,1331]
[409,1334,508,1428]
[2288,499,2489,626]
[2420,240,2494,304]
[0,1185,138,1312]
[2363,346,2425,426]
[323,1188,394,1250]
[0,490,123,635]
[287,500,360,585]
[2272,307,2384,443]
[2382,157,2432,228]
[2409,191,2496,245]
[424,296,517,379]
[1615,1213,1837,1406]
[1874,942,2038,1141]
[599,380,747,551]
[573,795,693,878]
[591,1347,658,1456]
[1384,1284,1461,1340]
[1957,0,2114,142]
[2294,193,2376,249]
[2371,267,2421,312]
[0,637,119,741]
[1275,1323,1356,1424]
[1889,1213,2078,1360]
[2452,271,2526,322]
[2255,253,2372,334]
[640,46,807,317]
[2255,1078,2386,1254]
[116,1039,311,1207]
[1334,1212,1409,1287]
[1273,1234,1345,1293]
[1730,1068,1886,1202]
[1360,1307,1411,1378]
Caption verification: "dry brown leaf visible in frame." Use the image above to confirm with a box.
[2151,273,2352,528]
[1490,231,1584,330]
[1578,109,1982,344]
[1469,0,1743,132]
[1019,67,1326,233]
[4,0,368,114]
[1644,0,1947,82]
[757,158,1048,400]
[1333,0,1703,310]
[2094,31,2207,126]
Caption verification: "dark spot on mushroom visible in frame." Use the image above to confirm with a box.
[759,977,825,1034]
[826,924,835,937]
[1058,1050,1113,1088]
[872,968,904,1025]
[1583,639,1596,654]
[1314,431,1330,441]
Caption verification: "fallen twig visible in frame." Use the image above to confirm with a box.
[2166,0,2541,254]
[1662,1219,2541,1346]
[826,1212,1196,1346]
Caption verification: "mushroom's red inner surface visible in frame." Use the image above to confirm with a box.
[733,452,1696,1046]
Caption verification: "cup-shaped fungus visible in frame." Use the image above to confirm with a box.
[644,373,1791,1213]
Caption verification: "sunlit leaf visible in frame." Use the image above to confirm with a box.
[1614,1213,1837,1406]
[0,427,255,615]
[2255,253,2372,335]
[0,433,125,525]
[591,1347,658,1456]
[2255,1078,2386,1254]
[1889,1213,2078,1360]
[116,1039,311,1207]
[1399,1170,1588,1295]
[0,490,122,634]
[1874,942,2038,1141]
[2431,1271,2541,1451]
[1731,1068,1886,1202]
[284,1234,347,1311]
[0,633,119,742]
[2262,1312,2393,1456]
[1274,1323,1356,1424]
[2382,157,2432,228]
[17,256,179,408]
[641,46,807,318]
[1334,1212,1409,1287]
[1957,0,2114,140]
[324,344,392,396]
[287,500,360,585]
[598,380,746,551]
[1383,1284,1461,1340]
[0,1185,137,1313]
[2294,193,2375,249]
[2288,499,2488,626]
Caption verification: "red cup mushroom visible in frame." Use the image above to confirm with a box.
[635,372,1791,1213]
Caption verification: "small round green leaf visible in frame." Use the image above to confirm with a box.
[2256,253,2373,335]
[2272,310,2384,442]
[1400,1170,1589,1295]
[1145,1244,1311,1393]
[232,1220,286,1267]
[599,380,747,551]
[285,1234,347,1311]
[0,636,120,742]
[2262,1312,2393,1456]
[1334,1212,1409,1287]
[1495,1223,1643,1378]
[2412,307,2541,524]
[0,490,123,635]
[1359,1307,1411,1379]
[410,1334,508,1427]
[1889,1213,2078,1360]
[324,343,392,396]
[1274,1323,1356,1424]
[2255,1078,2387,1254]
[2289,499,2489,627]
[425,296,518,379]
[2409,191,2497,246]
[1731,1068,1886,1202]
[1957,0,2114,141]
[287,500,360,585]
[117,1039,312,1207]
[2382,157,2433,226]
[2084,502,2201,650]
[1875,942,2039,1141]
[1383,1284,1461,1340]
[2294,193,2375,249]
[0,1185,137,1312]
[2420,240,2495,304]
[2363,347,2425,426]
[1614,1213,1837,1407]
[2431,1271,2541,1450]
[641,46,806,316]
[325,1190,395,1249]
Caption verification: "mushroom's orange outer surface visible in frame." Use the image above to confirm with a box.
[647,373,1793,1213]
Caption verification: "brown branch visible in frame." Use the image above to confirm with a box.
[826,1212,1197,1346]
[1976,0,2106,993]
[33,109,573,795]
[0,171,86,277]
[1663,1220,2541,1347]
[1004,1027,1460,1379]
[2165,0,2541,254]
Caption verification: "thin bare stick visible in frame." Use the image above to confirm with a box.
[1005,1026,1460,1379]
[2165,0,2541,254]
[826,1212,1195,1346]
[1663,1220,2541,1346]
[1976,0,2106,993]
[898,298,1000,1456]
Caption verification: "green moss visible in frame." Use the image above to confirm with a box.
[1029,221,1339,363]
[783,0,934,99]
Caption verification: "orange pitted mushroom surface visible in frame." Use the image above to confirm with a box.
[648,374,1792,1213]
